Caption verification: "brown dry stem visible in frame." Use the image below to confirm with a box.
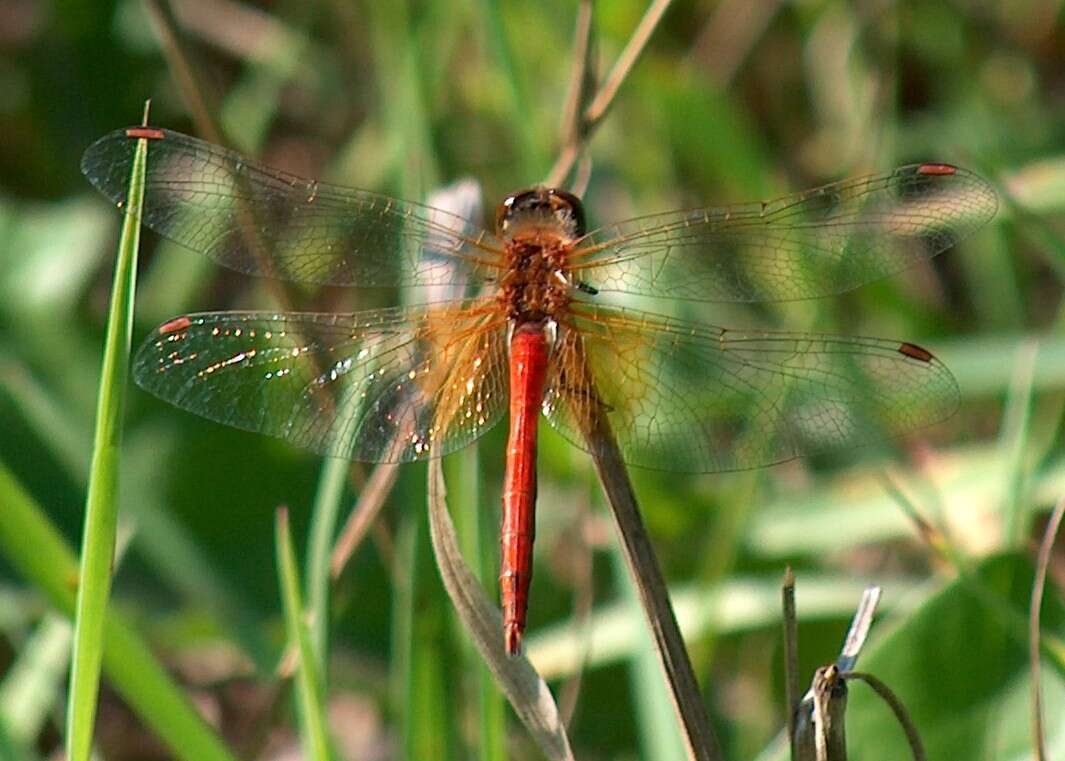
[783,567,800,757]
[546,0,675,188]
[842,671,926,761]
[329,462,401,578]
[580,404,721,760]
[1029,495,1065,761]
[427,459,574,760]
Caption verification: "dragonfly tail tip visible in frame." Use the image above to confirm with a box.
[504,625,524,657]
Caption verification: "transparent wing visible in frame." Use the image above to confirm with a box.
[134,301,509,462]
[542,303,959,473]
[82,127,503,287]
[570,164,997,302]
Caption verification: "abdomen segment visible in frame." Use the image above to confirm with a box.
[501,321,550,656]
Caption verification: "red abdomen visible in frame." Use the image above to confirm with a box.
[501,321,550,656]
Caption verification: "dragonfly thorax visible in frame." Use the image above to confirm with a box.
[499,235,574,322]
[496,188,584,323]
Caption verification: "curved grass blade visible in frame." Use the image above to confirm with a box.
[276,507,334,761]
[426,459,575,761]
[1029,495,1065,761]
[65,110,151,761]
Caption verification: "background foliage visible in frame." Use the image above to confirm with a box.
[1,0,1064,759]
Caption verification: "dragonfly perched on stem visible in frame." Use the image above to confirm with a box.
[82,126,996,655]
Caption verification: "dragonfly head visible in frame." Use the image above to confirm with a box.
[496,187,586,239]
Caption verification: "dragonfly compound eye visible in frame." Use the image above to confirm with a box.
[496,188,586,237]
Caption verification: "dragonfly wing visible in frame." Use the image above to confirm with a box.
[82,127,502,287]
[134,301,509,462]
[571,164,997,302]
[542,304,959,473]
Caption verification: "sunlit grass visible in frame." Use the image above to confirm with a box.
[276,507,334,761]
[65,116,149,761]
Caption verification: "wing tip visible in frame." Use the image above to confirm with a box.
[911,161,999,230]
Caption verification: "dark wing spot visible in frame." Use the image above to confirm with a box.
[898,342,934,362]
[916,163,957,176]
[159,316,193,335]
[124,127,166,140]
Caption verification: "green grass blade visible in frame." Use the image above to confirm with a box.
[999,340,1038,545]
[0,461,238,761]
[447,448,507,761]
[276,507,334,761]
[65,119,149,761]
[396,497,455,761]
[305,456,349,675]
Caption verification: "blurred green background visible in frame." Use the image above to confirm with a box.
[2,0,1065,759]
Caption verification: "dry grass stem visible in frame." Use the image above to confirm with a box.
[877,471,949,557]
[546,0,674,188]
[838,587,880,672]
[842,671,926,761]
[584,411,721,761]
[329,462,401,578]
[783,567,800,756]
[688,0,781,86]
[558,0,596,150]
[582,0,673,128]
[791,584,887,760]
[794,665,848,761]
[142,0,223,145]
[1029,495,1065,761]
[426,459,575,760]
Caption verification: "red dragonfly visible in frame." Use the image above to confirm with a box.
[82,126,996,655]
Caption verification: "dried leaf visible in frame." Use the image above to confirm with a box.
[426,459,574,761]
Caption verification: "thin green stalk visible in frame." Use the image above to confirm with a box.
[448,447,507,761]
[398,496,454,761]
[65,110,149,761]
[305,456,350,675]
[300,456,349,761]
[0,462,238,761]
[1001,340,1039,545]
[276,508,334,761]
[1029,496,1065,761]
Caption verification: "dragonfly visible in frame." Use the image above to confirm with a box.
[82,126,996,655]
